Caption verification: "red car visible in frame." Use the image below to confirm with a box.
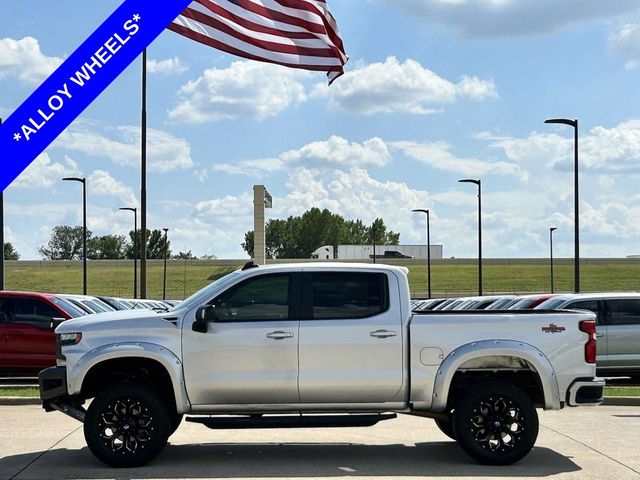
[0,291,84,376]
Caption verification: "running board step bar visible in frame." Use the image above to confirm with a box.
[187,413,397,429]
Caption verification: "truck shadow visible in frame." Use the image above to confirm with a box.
[2,441,580,479]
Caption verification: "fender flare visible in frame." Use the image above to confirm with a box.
[430,339,561,412]
[67,342,191,414]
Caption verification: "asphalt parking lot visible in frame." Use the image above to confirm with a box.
[0,404,638,480]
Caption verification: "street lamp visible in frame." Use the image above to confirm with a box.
[412,209,432,299]
[162,228,169,301]
[549,227,558,293]
[119,207,137,299]
[545,117,580,293]
[63,177,87,295]
[371,221,376,264]
[458,178,482,296]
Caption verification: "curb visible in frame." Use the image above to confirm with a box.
[602,396,640,406]
[0,396,41,405]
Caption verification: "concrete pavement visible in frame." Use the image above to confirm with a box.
[1,405,638,479]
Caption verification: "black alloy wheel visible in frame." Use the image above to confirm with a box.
[84,384,171,467]
[453,381,538,465]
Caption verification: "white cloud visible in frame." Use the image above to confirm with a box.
[10,153,80,189]
[376,0,639,37]
[609,23,640,69]
[211,136,391,177]
[148,57,188,75]
[87,170,137,205]
[168,60,307,123]
[191,167,432,257]
[391,140,523,178]
[0,36,63,84]
[312,57,497,115]
[483,120,640,174]
[55,124,193,173]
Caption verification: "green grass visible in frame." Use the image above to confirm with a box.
[604,386,640,397]
[2,258,640,300]
[0,387,39,397]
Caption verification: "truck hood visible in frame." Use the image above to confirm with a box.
[56,308,171,333]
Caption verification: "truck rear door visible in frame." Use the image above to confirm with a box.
[298,270,404,403]
[602,298,640,373]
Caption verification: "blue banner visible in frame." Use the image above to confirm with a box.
[0,0,193,191]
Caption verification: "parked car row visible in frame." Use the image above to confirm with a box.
[0,290,179,376]
[411,294,555,312]
[411,291,640,380]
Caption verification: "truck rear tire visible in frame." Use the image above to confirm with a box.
[84,384,171,467]
[453,381,538,465]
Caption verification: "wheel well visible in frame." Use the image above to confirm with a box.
[446,363,545,410]
[81,357,176,412]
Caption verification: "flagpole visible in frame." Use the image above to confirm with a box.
[0,117,4,291]
[140,48,147,299]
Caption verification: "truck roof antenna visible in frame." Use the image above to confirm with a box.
[242,261,259,271]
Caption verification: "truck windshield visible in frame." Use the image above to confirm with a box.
[170,270,242,312]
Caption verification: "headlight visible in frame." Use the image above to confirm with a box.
[59,332,82,346]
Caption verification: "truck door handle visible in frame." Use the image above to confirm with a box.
[266,331,294,340]
[596,333,604,338]
[370,329,397,338]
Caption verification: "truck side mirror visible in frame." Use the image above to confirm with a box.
[193,306,216,333]
[50,317,66,329]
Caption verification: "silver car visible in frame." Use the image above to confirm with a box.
[536,292,640,379]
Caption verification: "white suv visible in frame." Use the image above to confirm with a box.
[537,292,640,379]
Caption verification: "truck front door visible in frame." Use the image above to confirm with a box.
[182,272,301,406]
[298,271,404,404]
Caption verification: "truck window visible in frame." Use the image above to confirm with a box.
[567,300,602,324]
[212,274,290,322]
[13,298,61,329]
[310,272,388,320]
[0,298,15,323]
[605,299,640,326]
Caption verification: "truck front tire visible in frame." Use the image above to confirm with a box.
[453,381,539,465]
[84,384,171,468]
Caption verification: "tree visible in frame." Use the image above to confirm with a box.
[39,226,92,260]
[241,208,400,259]
[173,250,196,259]
[125,229,172,259]
[88,235,128,260]
[3,242,20,260]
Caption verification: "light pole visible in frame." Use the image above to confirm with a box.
[371,222,376,264]
[459,178,482,296]
[549,227,557,293]
[0,117,4,291]
[412,209,432,299]
[120,207,137,299]
[545,118,579,293]
[162,228,169,301]
[63,177,87,295]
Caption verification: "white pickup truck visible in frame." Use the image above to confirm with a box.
[39,263,604,468]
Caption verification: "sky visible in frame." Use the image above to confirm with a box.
[2,0,640,260]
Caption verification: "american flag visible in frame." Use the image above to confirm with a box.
[169,0,348,84]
